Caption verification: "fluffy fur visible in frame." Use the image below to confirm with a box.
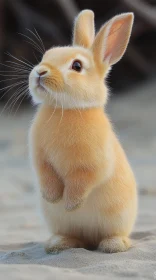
[29,10,137,253]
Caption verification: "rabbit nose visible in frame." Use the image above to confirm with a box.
[38,70,47,77]
[35,66,49,77]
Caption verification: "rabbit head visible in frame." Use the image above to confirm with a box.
[29,10,134,108]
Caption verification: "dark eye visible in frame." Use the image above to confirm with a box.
[71,60,82,72]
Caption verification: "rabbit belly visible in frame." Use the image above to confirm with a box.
[40,185,137,247]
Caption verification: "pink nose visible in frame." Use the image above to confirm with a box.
[37,70,48,77]
[35,65,49,77]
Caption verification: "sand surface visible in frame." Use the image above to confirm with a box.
[0,80,156,279]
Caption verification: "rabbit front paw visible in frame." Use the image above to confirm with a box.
[41,185,63,203]
[64,188,85,211]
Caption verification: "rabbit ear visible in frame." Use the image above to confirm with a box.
[73,10,95,48]
[92,13,134,66]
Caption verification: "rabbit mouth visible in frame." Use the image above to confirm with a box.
[36,78,47,92]
[37,83,45,91]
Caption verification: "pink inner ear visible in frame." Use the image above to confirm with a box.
[104,18,128,62]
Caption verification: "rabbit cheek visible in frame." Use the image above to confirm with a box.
[64,71,78,86]
[64,71,86,95]
[47,69,64,93]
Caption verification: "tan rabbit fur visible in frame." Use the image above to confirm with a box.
[29,10,137,253]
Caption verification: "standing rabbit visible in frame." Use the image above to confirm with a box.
[29,10,137,253]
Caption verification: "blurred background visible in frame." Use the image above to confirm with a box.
[0,0,156,245]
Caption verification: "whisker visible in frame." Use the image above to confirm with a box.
[34,28,45,52]
[10,87,28,116]
[58,97,64,126]
[27,28,45,53]
[8,89,26,114]
[0,77,27,83]
[18,33,43,53]
[5,60,32,71]
[18,32,44,54]
[24,40,44,54]
[72,96,84,120]
[46,95,58,124]
[0,73,27,77]
[0,81,27,100]
[76,105,83,120]
[33,51,40,63]
[13,91,28,116]
[5,52,34,70]
[0,69,29,74]
[0,63,30,73]
[0,80,26,92]
[21,56,34,67]
[0,84,27,115]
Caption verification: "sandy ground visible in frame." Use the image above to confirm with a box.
[0,80,156,279]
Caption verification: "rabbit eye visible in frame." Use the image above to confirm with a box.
[71,60,82,72]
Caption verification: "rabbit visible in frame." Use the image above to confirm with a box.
[29,10,137,254]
